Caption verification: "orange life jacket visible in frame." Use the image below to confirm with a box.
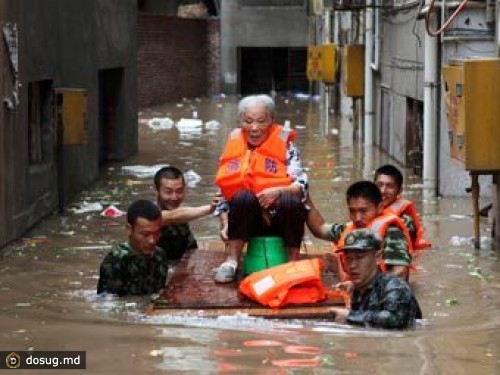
[238,258,327,309]
[215,124,295,200]
[384,197,431,250]
[333,213,414,280]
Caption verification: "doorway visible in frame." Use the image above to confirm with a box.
[406,97,424,175]
[98,68,123,164]
[238,47,308,95]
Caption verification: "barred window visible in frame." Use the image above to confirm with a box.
[28,80,53,165]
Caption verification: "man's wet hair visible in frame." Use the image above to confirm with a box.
[374,164,403,190]
[154,166,185,189]
[127,200,161,225]
[237,94,275,121]
[346,181,383,205]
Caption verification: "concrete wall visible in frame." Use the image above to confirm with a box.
[375,8,493,197]
[0,0,137,247]
[220,0,308,93]
[375,14,424,165]
[137,15,213,107]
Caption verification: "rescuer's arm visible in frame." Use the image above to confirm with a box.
[161,194,222,225]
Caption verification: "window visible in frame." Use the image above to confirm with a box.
[239,0,306,7]
[28,80,53,165]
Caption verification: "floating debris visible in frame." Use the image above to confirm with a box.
[71,201,103,214]
[15,303,32,307]
[445,298,458,306]
[147,117,174,131]
[205,120,221,130]
[121,164,168,178]
[184,170,202,188]
[468,267,492,282]
[101,205,125,218]
[176,118,203,133]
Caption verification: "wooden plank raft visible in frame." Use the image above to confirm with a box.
[147,247,346,319]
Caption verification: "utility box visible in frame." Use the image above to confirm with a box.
[307,45,322,81]
[442,58,500,171]
[321,43,337,84]
[342,44,364,97]
[54,88,88,146]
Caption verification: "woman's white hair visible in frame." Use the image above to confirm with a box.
[237,94,275,120]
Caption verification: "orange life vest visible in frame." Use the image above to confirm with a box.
[238,258,327,309]
[215,124,295,200]
[333,213,414,280]
[384,197,431,250]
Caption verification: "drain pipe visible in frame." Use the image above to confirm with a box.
[423,6,438,200]
[494,0,500,244]
[364,0,374,147]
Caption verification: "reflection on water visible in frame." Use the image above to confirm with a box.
[0,95,499,374]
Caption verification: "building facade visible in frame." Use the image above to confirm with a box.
[220,0,310,94]
[0,0,138,247]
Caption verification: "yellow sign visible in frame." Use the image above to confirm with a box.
[342,44,364,97]
[321,43,337,84]
[307,46,322,81]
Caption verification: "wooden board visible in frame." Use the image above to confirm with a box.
[148,248,346,319]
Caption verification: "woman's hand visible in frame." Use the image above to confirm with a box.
[256,187,282,209]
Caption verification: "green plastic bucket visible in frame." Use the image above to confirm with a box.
[243,236,288,274]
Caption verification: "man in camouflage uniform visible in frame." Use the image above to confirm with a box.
[307,181,412,279]
[328,229,422,329]
[97,200,168,296]
[154,166,219,264]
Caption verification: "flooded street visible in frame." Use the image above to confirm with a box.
[0,95,499,374]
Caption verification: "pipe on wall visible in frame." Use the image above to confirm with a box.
[364,0,374,147]
[423,9,439,200]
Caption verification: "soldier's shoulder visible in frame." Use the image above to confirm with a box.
[383,273,412,291]
[109,243,133,259]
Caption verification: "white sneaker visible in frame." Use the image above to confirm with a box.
[214,260,238,283]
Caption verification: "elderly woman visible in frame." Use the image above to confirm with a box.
[214,94,308,283]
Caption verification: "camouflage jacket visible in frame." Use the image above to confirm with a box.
[347,272,422,329]
[329,223,411,266]
[97,243,169,296]
[401,213,417,242]
[157,223,197,261]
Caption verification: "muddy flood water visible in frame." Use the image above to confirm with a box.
[1,95,499,374]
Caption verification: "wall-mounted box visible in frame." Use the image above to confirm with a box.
[342,44,364,97]
[54,88,88,146]
[321,43,337,84]
[307,45,322,81]
[442,58,500,171]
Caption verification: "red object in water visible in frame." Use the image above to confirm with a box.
[100,205,125,218]
[243,340,284,347]
[344,351,358,359]
[283,345,322,355]
[271,358,322,368]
